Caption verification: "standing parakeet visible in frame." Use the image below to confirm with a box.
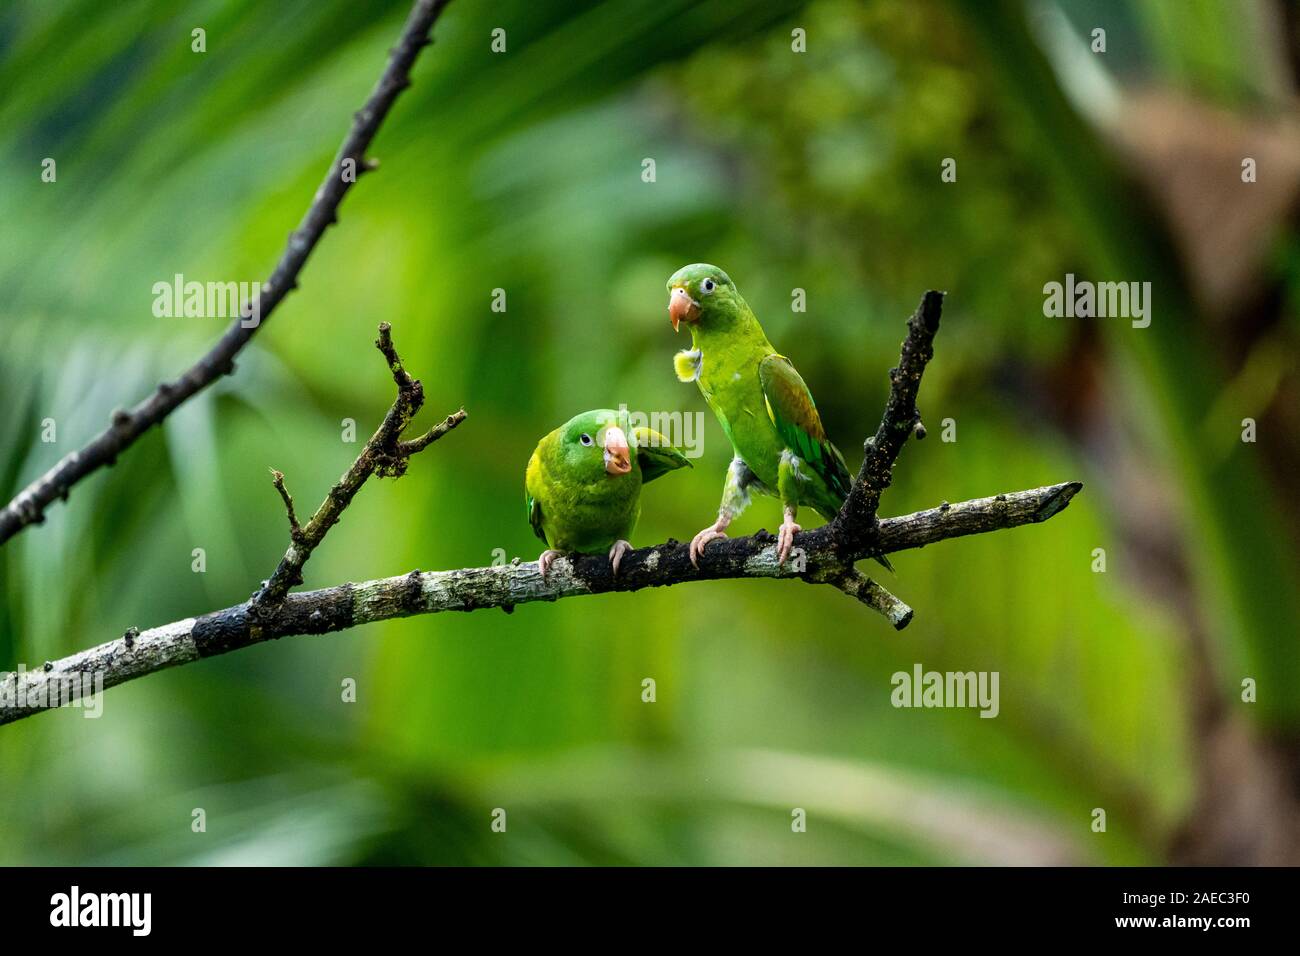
[526,409,690,578]
[666,263,881,569]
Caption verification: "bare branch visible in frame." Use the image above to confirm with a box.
[835,290,944,547]
[397,413,467,457]
[253,324,465,607]
[270,469,303,542]
[811,566,914,630]
[0,480,1081,726]
[0,0,455,548]
[376,321,418,391]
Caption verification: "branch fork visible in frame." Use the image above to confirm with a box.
[773,288,948,625]
[252,323,465,608]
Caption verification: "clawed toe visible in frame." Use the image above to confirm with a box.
[608,540,632,577]
[776,521,802,567]
[538,549,561,582]
[689,527,727,568]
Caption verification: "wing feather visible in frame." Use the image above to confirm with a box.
[524,450,548,544]
[758,353,853,502]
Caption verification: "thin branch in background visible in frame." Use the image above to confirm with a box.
[0,0,455,548]
[254,324,466,608]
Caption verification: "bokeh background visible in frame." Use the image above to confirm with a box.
[2,0,1298,865]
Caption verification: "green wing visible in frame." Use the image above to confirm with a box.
[525,490,546,544]
[524,450,548,544]
[631,427,692,484]
[758,353,853,502]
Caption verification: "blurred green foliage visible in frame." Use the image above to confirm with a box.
[0,0,1294,865]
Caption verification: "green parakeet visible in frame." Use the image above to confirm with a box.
[666,263,879,569]
[525,408,690,578]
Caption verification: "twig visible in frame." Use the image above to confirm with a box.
[253,324,465,607]
[397,415,466,457]
[270,470,302,541]
[0,0,454,548]
[812,566,914,630]
[0,481,1082,726]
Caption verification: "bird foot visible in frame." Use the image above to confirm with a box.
[689,520,730,568]
[776,518,802,567]
[537,549,562,582]
[608,540,632,577]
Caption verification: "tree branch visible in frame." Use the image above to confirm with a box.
[253,324,465,607]
[0,0,454,548]
[812,566,914,629]
[270,470,302,541]
[0,481,1081,726]
[834,290,944,548]
[397,416,466,457]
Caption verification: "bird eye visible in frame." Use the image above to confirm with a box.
[580,433,594,446]
[702,278,716,294]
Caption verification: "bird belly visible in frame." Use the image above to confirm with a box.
[697,366,782,492]
[545,479,639,553]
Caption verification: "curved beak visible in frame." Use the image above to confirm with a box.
[668,286,700,332]
[603,425,631,476]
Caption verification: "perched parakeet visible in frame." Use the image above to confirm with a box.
[667,263,880,569]
[526,409,690,578]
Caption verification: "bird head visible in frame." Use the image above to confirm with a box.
[666,263,738,332]
[558,409,631,478]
